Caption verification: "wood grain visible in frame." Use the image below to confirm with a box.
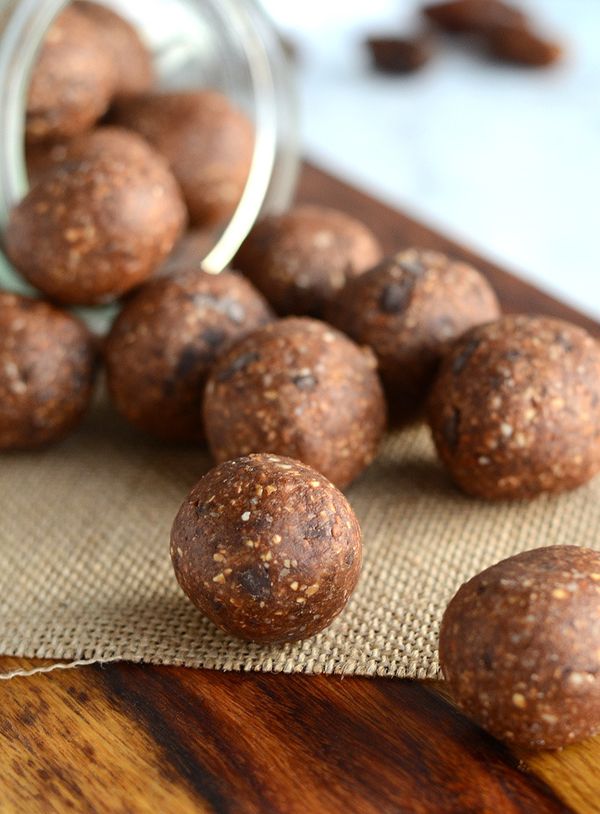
[1,163,599,813]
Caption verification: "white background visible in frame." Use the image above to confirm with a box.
[262,0,600,319]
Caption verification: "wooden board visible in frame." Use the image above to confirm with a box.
[1,164,599,814]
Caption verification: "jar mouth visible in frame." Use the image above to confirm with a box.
[0,0,298,328]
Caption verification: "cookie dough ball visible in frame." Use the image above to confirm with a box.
[235,205,383,317]
[440,546,600,749]
[204,318,387,488]
[6,150,186,305]
[74,2,154,99]
[328,249,500,417]
[171,453,362,643]
[26,6,115,143]
[105,269,273,442]
[0,292,96,449]
[113,91,254,226]
[26,126,164,186]
[427,315,600,499]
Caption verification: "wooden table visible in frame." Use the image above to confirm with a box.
[1,165,599,814]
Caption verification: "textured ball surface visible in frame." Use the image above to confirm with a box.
[203,318,387,488]
[235,205,382,317]
[0,293,96,449]
[171,453,362,643]
[105,269,273,442]
[440,545,600,749]
[328,249,500,417]
[428,315,600,499]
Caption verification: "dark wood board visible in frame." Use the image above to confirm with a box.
[1,163,598,814]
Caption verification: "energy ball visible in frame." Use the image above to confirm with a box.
[0,292,96,449]
[170,453,362,643]
[26,126,164,186]
[234,205,383,318]
[26,6,115,143]
[427,315,600,500]
[113,91,254,226]
[203,317,387,488]
[327,249,500,418]
[6,151,186,305]
[74,1,154,99]
[440,546,600,749]
[105,268,273,442]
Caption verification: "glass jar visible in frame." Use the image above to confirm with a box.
[0,0,299,324]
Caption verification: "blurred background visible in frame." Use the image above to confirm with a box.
[262,0,600,319]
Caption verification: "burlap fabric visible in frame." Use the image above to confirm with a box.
[2,394,599,679]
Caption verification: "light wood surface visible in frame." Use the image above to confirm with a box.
[1,164,598,813]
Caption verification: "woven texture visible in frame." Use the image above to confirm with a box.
[2,395,600,679]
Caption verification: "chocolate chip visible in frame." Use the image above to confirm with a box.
[201,328,226,349]
[217,350,260,382]
[174,344,204,380]
[237,566,272,601]
[366,36,431,75]
[555,332,574,353]
[292,373,317,390]
[443,408,461,450]
[379,279,414,314]
[452,337,481,375]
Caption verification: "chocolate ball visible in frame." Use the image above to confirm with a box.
[74,1,154,99]
[328,249,500,418]
[171,453,362,643]
[427,315,600,499]
[105,268,273,442]
[234,205,383,318]
[113,91,254,226]
[440,545,600,749]
[203,317,387,488]
[6,150,186,305]
[26,6,115,143]
[0,292,96,449]
[26,126,164,186]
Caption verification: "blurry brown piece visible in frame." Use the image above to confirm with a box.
[366,36,433,74]
[113,91,254,226]
[74,1,154,99]
[422,0,527,34]
[26,6,114,143]
[487,25,562,66]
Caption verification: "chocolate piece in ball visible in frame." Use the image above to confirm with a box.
[113,91,254,226]
[6,151,186,305]
[0,293,96,449]
[171,453,362,643]
[74,1,154,99]
[26,6,115,143]
[440,545,600,749]
[105,269,273,442]
[427,315,600,500]
[328,249,500,418]
[204,318,387,488]
[234,205,383,317]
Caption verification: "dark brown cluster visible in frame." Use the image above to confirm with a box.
[171,453,362,643]
[366,1,562,75]
[234,205,383,318]
[113,91,254,226]
[328,249,500,420]
[203,318,387,489]
[0,293,96,449]
[105,268,273,442]
[440,546,600,749]
[427,315,600,499]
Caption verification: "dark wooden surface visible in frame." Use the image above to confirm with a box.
[1,163,598,814]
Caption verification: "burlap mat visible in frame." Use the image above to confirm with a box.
[2,392,599,680]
